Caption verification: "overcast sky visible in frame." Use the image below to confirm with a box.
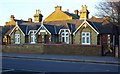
[0,0,101,26]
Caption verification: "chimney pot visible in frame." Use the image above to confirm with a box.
[67,9,69,12]
[10,15,15,18]
[74,10,79,16]
[28,18,32,22]
[55,6,62,11]
[10,15,15,21]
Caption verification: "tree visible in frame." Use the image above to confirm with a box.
[95,0,120,28]
[96,0,120,57]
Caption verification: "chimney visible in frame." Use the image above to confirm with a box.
[74,10,79,16]
[34,9,43,23]
[5,22,9,25]
[55,6,62,11]
[80,5,89,19]
[28,18,32,22]
[67,9,69,12]
[10,15,15,21]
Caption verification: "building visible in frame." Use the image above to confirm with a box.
[43,5,118,55]
[2,9,43,44]
[2,5,119,55]
[44,6,79,22]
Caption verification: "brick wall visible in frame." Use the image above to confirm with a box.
[2,44,102,56]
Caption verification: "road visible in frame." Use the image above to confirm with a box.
[2,57,119,72]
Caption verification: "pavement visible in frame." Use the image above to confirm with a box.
[2,53,120,65]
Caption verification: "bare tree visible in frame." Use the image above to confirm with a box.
[95,0,120,27]
[96,0,120,55]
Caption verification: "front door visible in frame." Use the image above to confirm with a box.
[38,35,42,43]
[45,35,49,43]
[15,34,20,44]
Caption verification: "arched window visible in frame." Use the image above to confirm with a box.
[30,30,36,44]
[15,34,20,44]
[61,29,69,44]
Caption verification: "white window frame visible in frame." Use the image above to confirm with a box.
[61,29,69,44]
[30,31,36,44]
[15,34,20,44]
[82,32,90,45]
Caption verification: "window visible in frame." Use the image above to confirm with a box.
[31,33,34,42]
[66,37,68,42]
[82,32,90,45]
[15,34,20,44]
[62,37,65,42]
[82,37,85,43]
[30,31,36,44]
[61,29,69,44]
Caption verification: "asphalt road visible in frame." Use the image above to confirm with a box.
[2,57,119,73]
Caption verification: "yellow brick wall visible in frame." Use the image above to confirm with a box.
[80,12,87,19]
[91,29,97,45]
[79,5,89,19]
[10,27,25,44]
[74,30,80,44]
[5,20,16,26]
[74,23,98,45]
[5,15,16,26]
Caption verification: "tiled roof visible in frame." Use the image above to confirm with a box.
[87,20,102,33]
[5,28,14,36]
[44,19,84,29]
[67,23,76,33]
[88,16,104,22]
[44,24,55,34]
[22,25,40,35]
[100,24,114,34]
[87,20,117,34]
[19,25,27,35]
[4,24,41,36]
[55,25,65,34]
[14,19,28,25]
[20,22,41,25]
[63,11,79,19]
[43,24,63,34]
[2,26,15,36]
[27,25,40,30]
[19,22,41,35]
[3,15,117,36]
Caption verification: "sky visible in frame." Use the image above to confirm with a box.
[0,0,101,26]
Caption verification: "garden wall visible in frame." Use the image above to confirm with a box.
[2,44,102,56]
